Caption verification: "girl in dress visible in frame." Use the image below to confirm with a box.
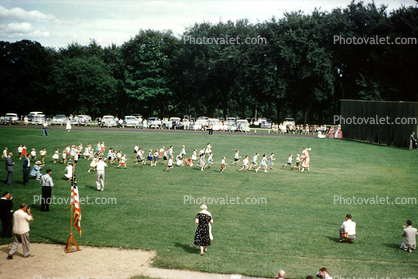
[95,141,101,154]
[52,148,60,163]
[88,155,98,172]
[191,149,197,161]
[256,154,268,173]
[66,118,72,132]
[199,153,206,171]
[61,150,67,164]
[193,204,213,256]
[159,146,164,158]
[180,145,186,157]
[100,141,105,156]
[83,146,90,159]
[40,148,47,164]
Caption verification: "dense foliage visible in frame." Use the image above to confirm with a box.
[1,1,417,123]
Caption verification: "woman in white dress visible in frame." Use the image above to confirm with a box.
[66,118,72,132]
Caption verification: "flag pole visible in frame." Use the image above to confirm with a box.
[65,162,80,253]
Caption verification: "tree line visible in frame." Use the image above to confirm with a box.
[1,1,417,124]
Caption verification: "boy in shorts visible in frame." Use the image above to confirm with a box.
[282,154,293,169]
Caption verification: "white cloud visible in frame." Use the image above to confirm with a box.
[0,6,51,22]
[3,22,32,34]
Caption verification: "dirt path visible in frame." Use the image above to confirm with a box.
[0,243,262,279]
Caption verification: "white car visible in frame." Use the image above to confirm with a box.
[123,116,139,127]
[32,114,45,124]
[102,115,117,127]
[236,119,250,132]
[5,113,19,124]
[51,114,66,124]
[208,118,221,131]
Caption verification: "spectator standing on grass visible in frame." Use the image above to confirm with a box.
[42,120,48,136]
[339,214,356,243]
[300,147,311,172]
[193,204,213,256]
[40,169,54,211]
[22,154,31,185]
[66,118,71,132]
[0,191,13,238]
[274,270,286,279]
[400,220,417,253]
[8,203,34,259]
[409,132,417,150]
[96,157,107,191]
[4,152,14,185]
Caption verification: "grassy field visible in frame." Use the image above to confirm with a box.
[0,127,417,278]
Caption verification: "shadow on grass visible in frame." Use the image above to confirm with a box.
[384,243,401,250]
[174,242,198,254]
[326,236,341,243]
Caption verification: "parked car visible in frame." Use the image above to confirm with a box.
[28,111,43,121]
[51,114,66,124]
[147,117,160,128]
[5,113,19,124]
[32,114,45,124]
[260,119,272,129]
[123,116,139,127]
[208,118,221,131]
[102,115,117,127]
[182,119,190,129]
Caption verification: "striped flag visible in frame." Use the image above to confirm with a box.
[71,175,81,236]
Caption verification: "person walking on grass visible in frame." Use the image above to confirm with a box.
[96,157,107,191]
[8,203,34,259]
[193,204,213,256]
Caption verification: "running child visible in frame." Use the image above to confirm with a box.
[31,148,37,161]
[204,152,213,169]
[295,154,301,171]
[40,147,47,164]
[268,153,276,170]
[249,153,259,170]
[220,156,226,173]
[152,149,159,166]
[146,149,153,166]
[256,154,268,173]
[159,146,165,158]
[17,145,23,159]
[163,148,168,164]
[191,149,197,161]
[238,156,250,172]
[52,148,60,163]
[282,154,293,169]
[117,154,127,169]
[134,149,144,167]
[116,150,123,163]
[166,156,173,171]
[231,150,240,166]
[21,145,27,160]
[88,155,98,172]
[133,144,139,159]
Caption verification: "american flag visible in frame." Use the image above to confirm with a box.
[71,175,81,236]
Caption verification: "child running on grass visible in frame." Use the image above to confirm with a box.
[231,150,240,166]
[204,152,213,169]
[134,149,144,167]
[117,154,127,169]
[191,149,197,161]
[249,153,259,170]
[220,156,226,173]
[256,154,268,173]
[88,155,98,172]
[294,154,301,171]
[282,154,293,169]
[133,144,139,159]
[268,153,276,170]
[239,155,250,172]
[17,145,22,159]
[166,156,173,171]
[163,148,168,164]
[152,149,159,166]
[52,148,60,163]
[145,149,153,166]
[31,148,37,161]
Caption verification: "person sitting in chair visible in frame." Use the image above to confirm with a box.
[339,214,356,243]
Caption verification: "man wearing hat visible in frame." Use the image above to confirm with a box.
[40,169,54,211]
[30,161,43,180]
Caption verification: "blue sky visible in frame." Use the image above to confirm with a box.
[0,0,413,49]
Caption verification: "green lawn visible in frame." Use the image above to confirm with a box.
[0,127,417,278]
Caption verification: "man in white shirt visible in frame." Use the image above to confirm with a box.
[400,220,418,253]
[8,203,34,259]
[96,157,108,191]
[339,214,356,243]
